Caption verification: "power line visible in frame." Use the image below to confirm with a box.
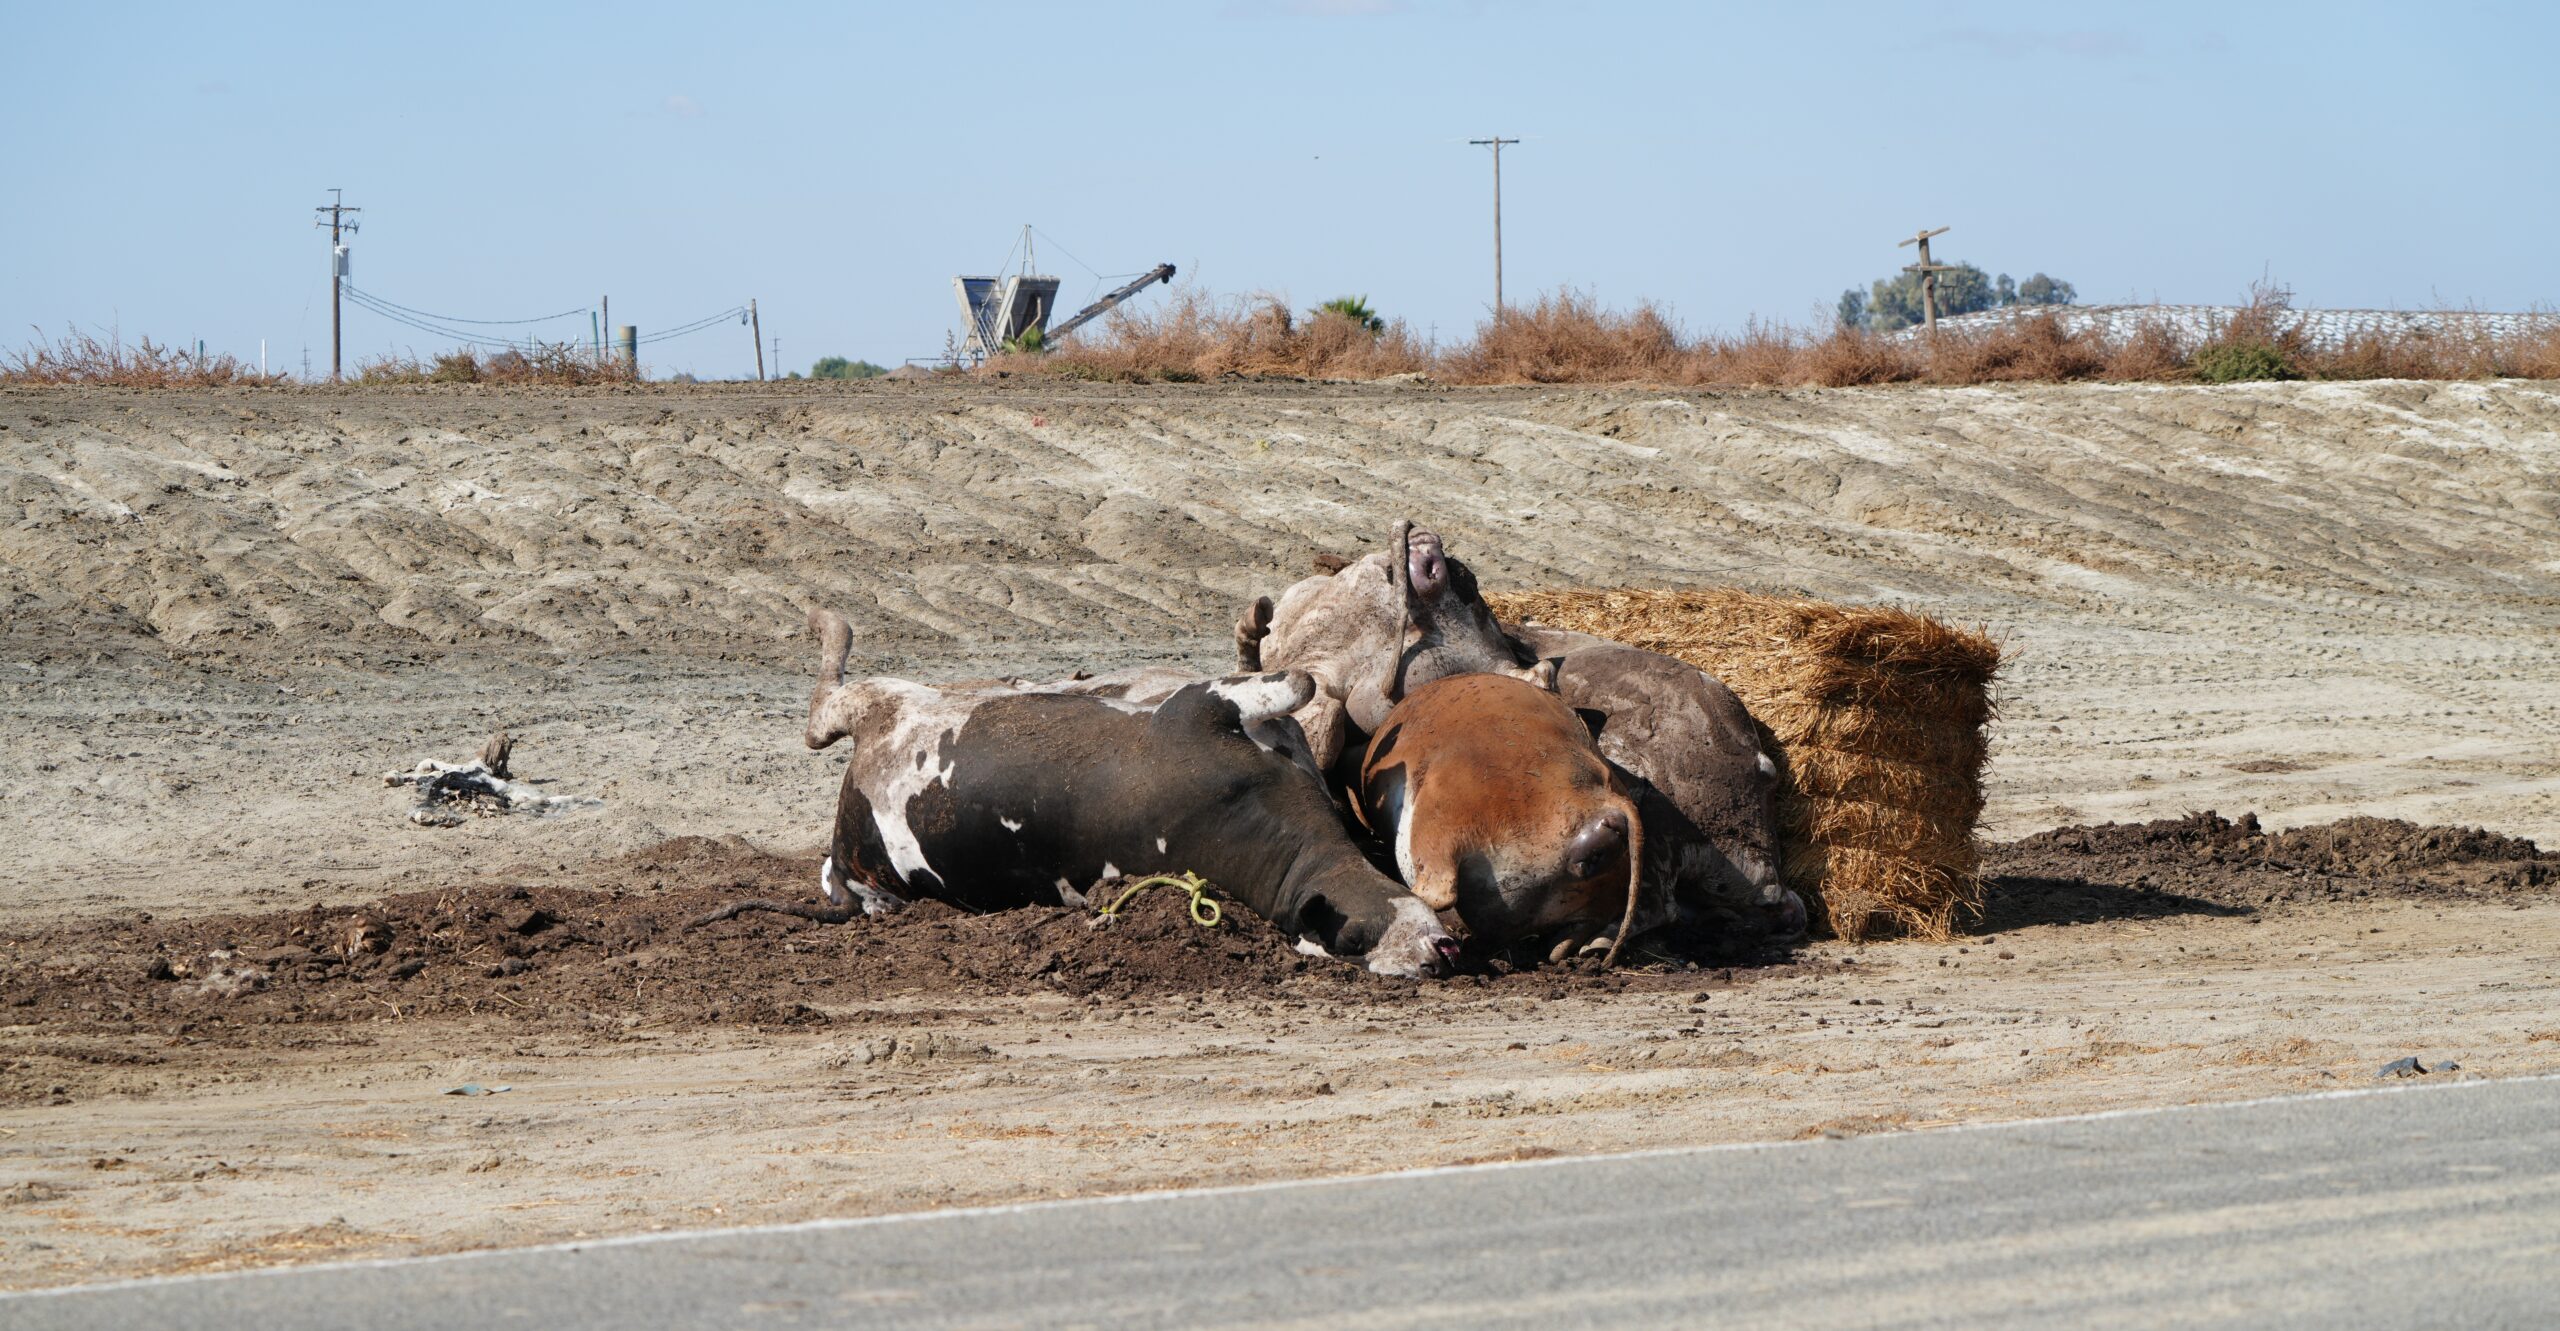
[635,306,749,345]
[342,283,747,352]
[344,289,588,326]
[342,288,568,350]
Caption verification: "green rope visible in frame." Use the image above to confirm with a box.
[1097,872,1223,928]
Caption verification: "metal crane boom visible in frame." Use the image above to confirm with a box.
[1044,264,1177,343]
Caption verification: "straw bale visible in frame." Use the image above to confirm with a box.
[1487,587,2000,941]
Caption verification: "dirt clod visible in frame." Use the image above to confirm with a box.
[1981,811,2555,930]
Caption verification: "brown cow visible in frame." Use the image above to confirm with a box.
[1355,671,1646,962]
[1509,623,1801,940]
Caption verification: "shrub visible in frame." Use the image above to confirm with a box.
[1443,291,1685,384]
[2,326,289,387]
[981,282,2560,389]
[2190,341,2294,384]
[1005,285,1429,382]
[356,345,636,386]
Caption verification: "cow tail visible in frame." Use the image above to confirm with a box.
[1600,801,1645,969]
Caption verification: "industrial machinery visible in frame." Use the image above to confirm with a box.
[951,229,1173,364]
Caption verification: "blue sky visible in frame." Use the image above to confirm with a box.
[4,1,2551,379]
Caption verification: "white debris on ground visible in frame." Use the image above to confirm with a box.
[384,758,602,827]
[1924,304,2560,349]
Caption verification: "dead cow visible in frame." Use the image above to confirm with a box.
[1244,523,1801,941]
[1008,665,1322,779]
[1239,520,1545,770]
[753,611,1458,977]
[1357,671,1646,962]
[1510,623,1801,939]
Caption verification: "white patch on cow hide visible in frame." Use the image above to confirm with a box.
[1054,878,1087,908]
[1155,837,1168,854]
[1293,937,1335,959]
[1208,671,1315,726]
[1388,784,1419,888]
[1000,816,1023,833]
[848,680,973,890]
[1098,862,1121,883]
[1758,751,1776,777]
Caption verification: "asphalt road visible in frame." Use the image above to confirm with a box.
[11,1075,2559,1330]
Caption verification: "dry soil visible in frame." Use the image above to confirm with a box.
[2,378,2555,1287]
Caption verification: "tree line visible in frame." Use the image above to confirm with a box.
[1838,265,2077,331]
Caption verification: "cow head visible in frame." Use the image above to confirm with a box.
[1360,673,1648,962]
[1380,520,1538,711]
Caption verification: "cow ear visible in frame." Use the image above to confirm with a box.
[1445,556,1480,604]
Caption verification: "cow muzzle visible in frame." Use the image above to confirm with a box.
[1738,851,1807,940]
[1366,896,1460,978]
[1564,809,1630,882]
[1406,530,1449,601]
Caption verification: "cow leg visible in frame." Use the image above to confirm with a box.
[804,608,865,750]
[690,773,907,929]
[1234,596,1274,671]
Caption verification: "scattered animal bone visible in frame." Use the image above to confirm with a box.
[384,748,599,827]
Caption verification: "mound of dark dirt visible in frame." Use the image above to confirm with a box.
[0,837,1740,1078]
[1981,811,2557,930]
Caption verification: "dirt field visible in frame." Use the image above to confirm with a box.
[3,378,2557,1287]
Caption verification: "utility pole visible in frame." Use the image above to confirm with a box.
[749,300,765,381]
[313,190,361,380]
[1898,226,1954,333]
[1468,137,1519,317]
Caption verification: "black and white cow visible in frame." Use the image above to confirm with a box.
[793,611,1458,977]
